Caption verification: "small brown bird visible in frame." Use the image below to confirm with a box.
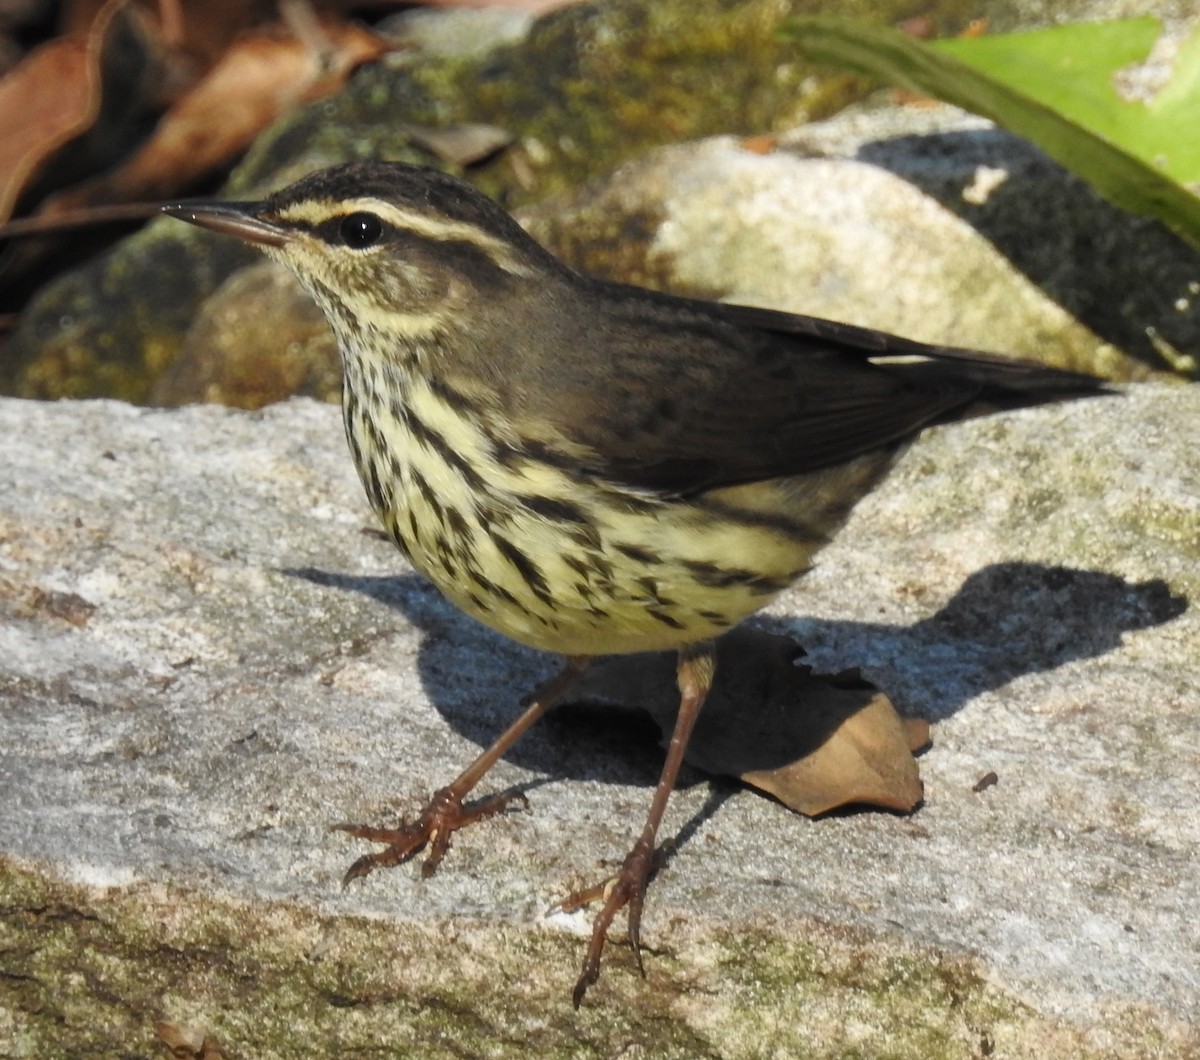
[163,161,1102,1005]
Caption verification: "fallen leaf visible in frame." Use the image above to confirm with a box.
[0,0,136,222]
[154,1019,223,1059]
[37,18,395,217]
[739,133,779,155]
[569,628,927,816]
[738,681,926,815]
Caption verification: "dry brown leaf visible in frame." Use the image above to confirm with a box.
[63,0,272,63]
[738,677,927,816]
[569,628,928,816]
[37,18,395,217]
[0,0,132,222]
[154,1019,223,1059]
[739,133,779,156]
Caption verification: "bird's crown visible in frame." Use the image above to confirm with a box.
[257,161,553,279]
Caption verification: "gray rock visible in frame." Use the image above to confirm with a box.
[522,109,1197,381]
[0,385,1196,1054]
[378,5,535,59]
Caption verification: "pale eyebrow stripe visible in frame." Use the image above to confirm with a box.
[276,197,533,275]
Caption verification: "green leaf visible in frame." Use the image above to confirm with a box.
[782,16,1200,249]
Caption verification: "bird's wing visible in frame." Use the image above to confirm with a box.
[528,286,1100,497]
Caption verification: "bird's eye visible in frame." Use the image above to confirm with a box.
[339,212,384,249]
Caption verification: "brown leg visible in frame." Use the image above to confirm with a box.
[564,641,716,1007]
[336,655,592,885]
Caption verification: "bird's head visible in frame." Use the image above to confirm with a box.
[163,162,558,347]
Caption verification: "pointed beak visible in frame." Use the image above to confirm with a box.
[161,200,292,249]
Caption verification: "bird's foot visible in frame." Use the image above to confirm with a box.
[334,785,528,884]
[557,834,661,1007]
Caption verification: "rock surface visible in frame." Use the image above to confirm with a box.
[522,113,1192,381]
[1,386,1196,1055]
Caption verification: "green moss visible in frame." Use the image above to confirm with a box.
[2,856,1190,1057]
[235,0,961,209]
[0,857,711,1057]
[1123,500,1200,562]
[7,222,258,404]
[706,928,1022,1060]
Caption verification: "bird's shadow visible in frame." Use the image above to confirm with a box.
[282,560,1186,789]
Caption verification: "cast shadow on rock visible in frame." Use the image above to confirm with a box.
[854,127,1200,370]
[773,562,1185,724]
[282,561,1185,785]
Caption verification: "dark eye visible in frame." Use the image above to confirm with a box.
[339,211,383,249]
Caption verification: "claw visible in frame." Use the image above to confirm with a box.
[562,835,659,1008]
[335,787,528,885]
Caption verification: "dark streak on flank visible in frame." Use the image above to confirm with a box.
[743,575,793,596]
[681,558,791,593]
[388,391,409,428]
[637,576,672,605]
[384,518,412,562]
[471,571,521,608]
[518,494,590,525]
[488,529,554,606]
[364,459,386,513]
[410,468,445,523]
[434,531,455,566]
[615,542,660,566]
[493,437,583,476]
[494,438,661,515]
[427,374,473,414]
[698,496,821,541]
[567,525,604,551]
[386,451,406,499]
[365,414,386,463]
[647,609,686,629]
[563,552,612,586]
[443,505,475,551]
[406,411,489,494]
[562,553,591,577]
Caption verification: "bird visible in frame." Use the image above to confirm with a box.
[162,160,1104,1005]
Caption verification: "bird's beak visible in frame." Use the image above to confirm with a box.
[161,200,292,249]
